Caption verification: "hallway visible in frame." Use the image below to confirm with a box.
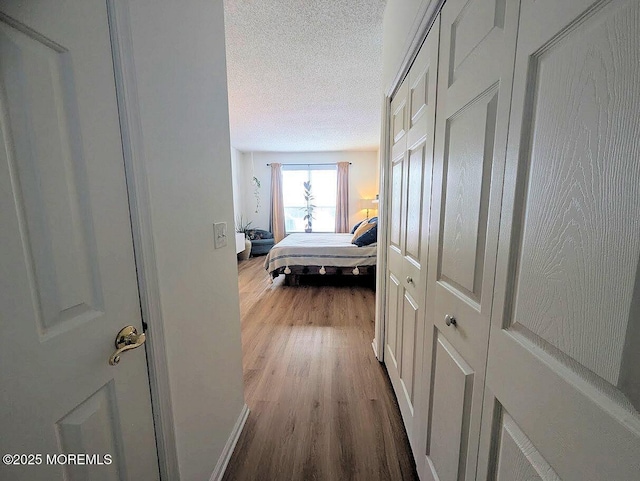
[223,257,418,480]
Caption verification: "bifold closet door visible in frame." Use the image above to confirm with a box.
[384,19,439,453]
[477,0,640,480]
[418,0,520,480]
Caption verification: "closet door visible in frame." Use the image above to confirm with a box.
[419,0,520,479]
[477,0,640,480]
[384,20,439,452]
[385,66,409,429]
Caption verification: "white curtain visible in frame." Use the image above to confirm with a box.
[270,163,286,242]
[335,162,350,233]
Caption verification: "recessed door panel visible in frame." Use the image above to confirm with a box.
[400,292,419,406]
[495,410,560,481]
[405,140,425,264]
[426,334,474,481]
[56,382,125,481]
[439,88,497,301]
[393,104,406,143]
[508,2,640,386]
[0,18,104,336]
[410,71,428,124]
[390,159,404,248]
[450,0,506,80]
[386,273,401,369]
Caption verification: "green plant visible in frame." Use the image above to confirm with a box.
[302,180,316,232]
[235,215,253,236]
[251,176,261,213]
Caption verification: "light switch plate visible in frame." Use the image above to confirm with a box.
[213,222,227,249]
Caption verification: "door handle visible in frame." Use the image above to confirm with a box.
[109,325,146,365]
[406,276,414,285]
[445,314,457,327]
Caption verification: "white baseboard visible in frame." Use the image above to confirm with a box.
[371,339,379,360]
[209,403,250,481]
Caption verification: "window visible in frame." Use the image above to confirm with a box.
[282,165,337,232]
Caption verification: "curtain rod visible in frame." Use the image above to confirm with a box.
[266,162,352,166]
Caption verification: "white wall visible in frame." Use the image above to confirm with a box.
[127,1,245,480]
[230,147,244,223]
[236,151,380,232]
[382,0,433,92]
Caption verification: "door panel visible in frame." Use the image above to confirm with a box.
[400,292,419,407]
[385,19,440,458]
[410,71,427,122]
[449,0,506,80]
[386,274,401,369]
[427,334,474,481]
[390,84,407,251]
[57,382,126,481]
[420,0,520,479]
[393,98,407,143]
[386,75,413,430]
[494,411,560,481]
[405,144,424,263]
[403,136,428,301]
[386,77,408,378]
[0,2,159,480]
[0,18,105,335]
[508,2,638,386]
[390,158,404,249]
[478,1,640,480]
[439,89,497,300]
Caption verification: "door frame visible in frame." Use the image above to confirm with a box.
[106,1,179,479]
[374,0,444,361]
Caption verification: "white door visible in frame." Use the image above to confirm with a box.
[385,72,410,429]
[384,19,439,452]
[477,0,640,479]
[419,0,520,479]
[0,2,160,480]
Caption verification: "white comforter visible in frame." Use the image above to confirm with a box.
[264,233,377,274]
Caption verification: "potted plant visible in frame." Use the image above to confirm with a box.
[235,216,253,260]
[302,180,315,233]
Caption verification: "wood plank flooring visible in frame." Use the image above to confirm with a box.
[223,257,418,481]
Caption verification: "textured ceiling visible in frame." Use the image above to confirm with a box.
[224,0,386,152]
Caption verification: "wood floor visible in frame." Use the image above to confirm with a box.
[223,257,418,481]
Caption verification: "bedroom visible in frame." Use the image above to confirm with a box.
[232,151,380,285]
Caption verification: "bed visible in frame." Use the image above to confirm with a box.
[264,233,377,285]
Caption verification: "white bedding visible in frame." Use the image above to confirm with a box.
[264,233,377,274]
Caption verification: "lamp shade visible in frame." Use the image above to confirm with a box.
[360,198,378,219]
[360,198,376,209]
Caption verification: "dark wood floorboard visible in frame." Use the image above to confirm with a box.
[223,256,418,481]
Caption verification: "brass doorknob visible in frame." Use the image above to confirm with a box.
[109,325,146,365]
[445,314,457,327]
